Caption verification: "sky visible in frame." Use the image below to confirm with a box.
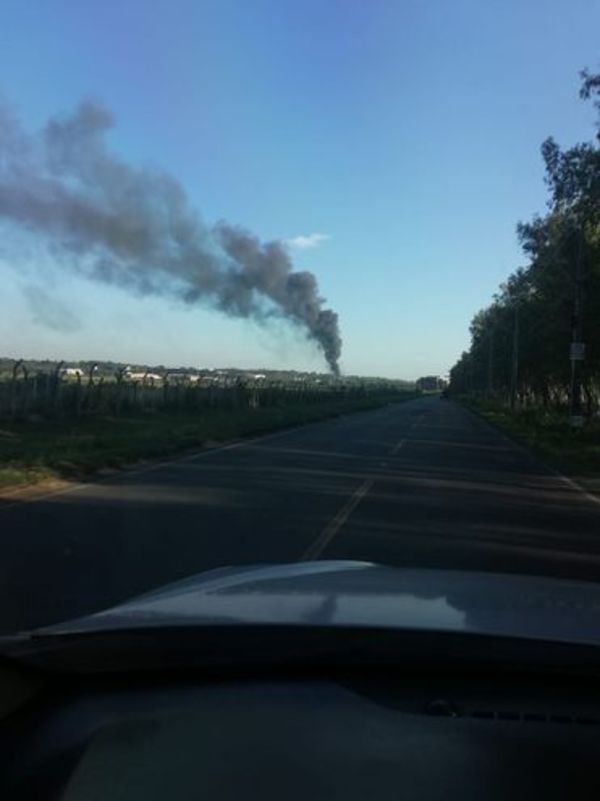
[0,0,599,380]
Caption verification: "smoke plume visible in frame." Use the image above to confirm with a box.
[23,285,81,333]
[0,100,342,372]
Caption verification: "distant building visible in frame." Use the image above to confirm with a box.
[416,375,447,392]
[60,367,85,379]
[162,371,206,384]
[123,369,163,383]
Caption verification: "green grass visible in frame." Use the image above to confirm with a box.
[461,397,600,475]
[0,392,416,489]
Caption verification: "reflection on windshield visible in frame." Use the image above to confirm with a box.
[92,589,466,631]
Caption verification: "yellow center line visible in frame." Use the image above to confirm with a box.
[300,477,374,561]
[389,413,425,455]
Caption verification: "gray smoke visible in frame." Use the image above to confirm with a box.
[23,285,81,333]
[0,99,342,373]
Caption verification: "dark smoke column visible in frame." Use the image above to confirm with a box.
[0,99,342,373]
[214,224,342,374]
[314,309,341,376]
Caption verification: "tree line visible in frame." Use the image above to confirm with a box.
[450,69,600,417]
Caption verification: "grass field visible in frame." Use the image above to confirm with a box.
[0,391,415,489]
[462,397,600,476]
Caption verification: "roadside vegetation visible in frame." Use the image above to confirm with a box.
[450,68,600,475]
[461,396,600,475]
[0,384,416,490]
[450,69,600,409]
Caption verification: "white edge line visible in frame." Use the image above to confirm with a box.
[495,431,600,507]
[553,472,600,508]
[468,406,600,510]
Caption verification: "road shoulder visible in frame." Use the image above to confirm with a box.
[459,399,600,503]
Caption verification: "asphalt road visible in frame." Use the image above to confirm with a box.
[2,395,600,633]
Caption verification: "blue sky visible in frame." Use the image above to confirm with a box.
[0,0,599,379]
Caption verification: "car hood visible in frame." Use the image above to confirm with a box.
[25,560,600,647]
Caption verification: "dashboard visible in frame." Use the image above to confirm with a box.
[2,665,600,799]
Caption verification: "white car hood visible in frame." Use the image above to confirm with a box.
[32,560,600,647]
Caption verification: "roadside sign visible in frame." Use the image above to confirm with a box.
[570,342,586,361]
[569,415,585,428]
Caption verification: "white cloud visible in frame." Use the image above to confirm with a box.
[285,232,330,250]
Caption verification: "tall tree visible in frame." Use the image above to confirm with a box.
[450,67,600,414]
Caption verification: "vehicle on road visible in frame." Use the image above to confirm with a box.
[2,560,600,799]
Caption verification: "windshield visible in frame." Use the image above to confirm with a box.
[1,1,600,640]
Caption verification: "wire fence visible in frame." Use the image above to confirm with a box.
[0,361,408,421]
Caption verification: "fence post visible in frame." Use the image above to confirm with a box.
[114,367,128,416]
[84,363,99,414]
[162,372,170,411]
[74,372,83,418]
[11,359,28,420]
[53,361,64,417]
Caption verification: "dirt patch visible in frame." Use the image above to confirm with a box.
[0,477,76,502]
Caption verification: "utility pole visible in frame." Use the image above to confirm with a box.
[510,303,519,412]
[467,355,473,395]
[569,220,585,427]
[487,327,494,398]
